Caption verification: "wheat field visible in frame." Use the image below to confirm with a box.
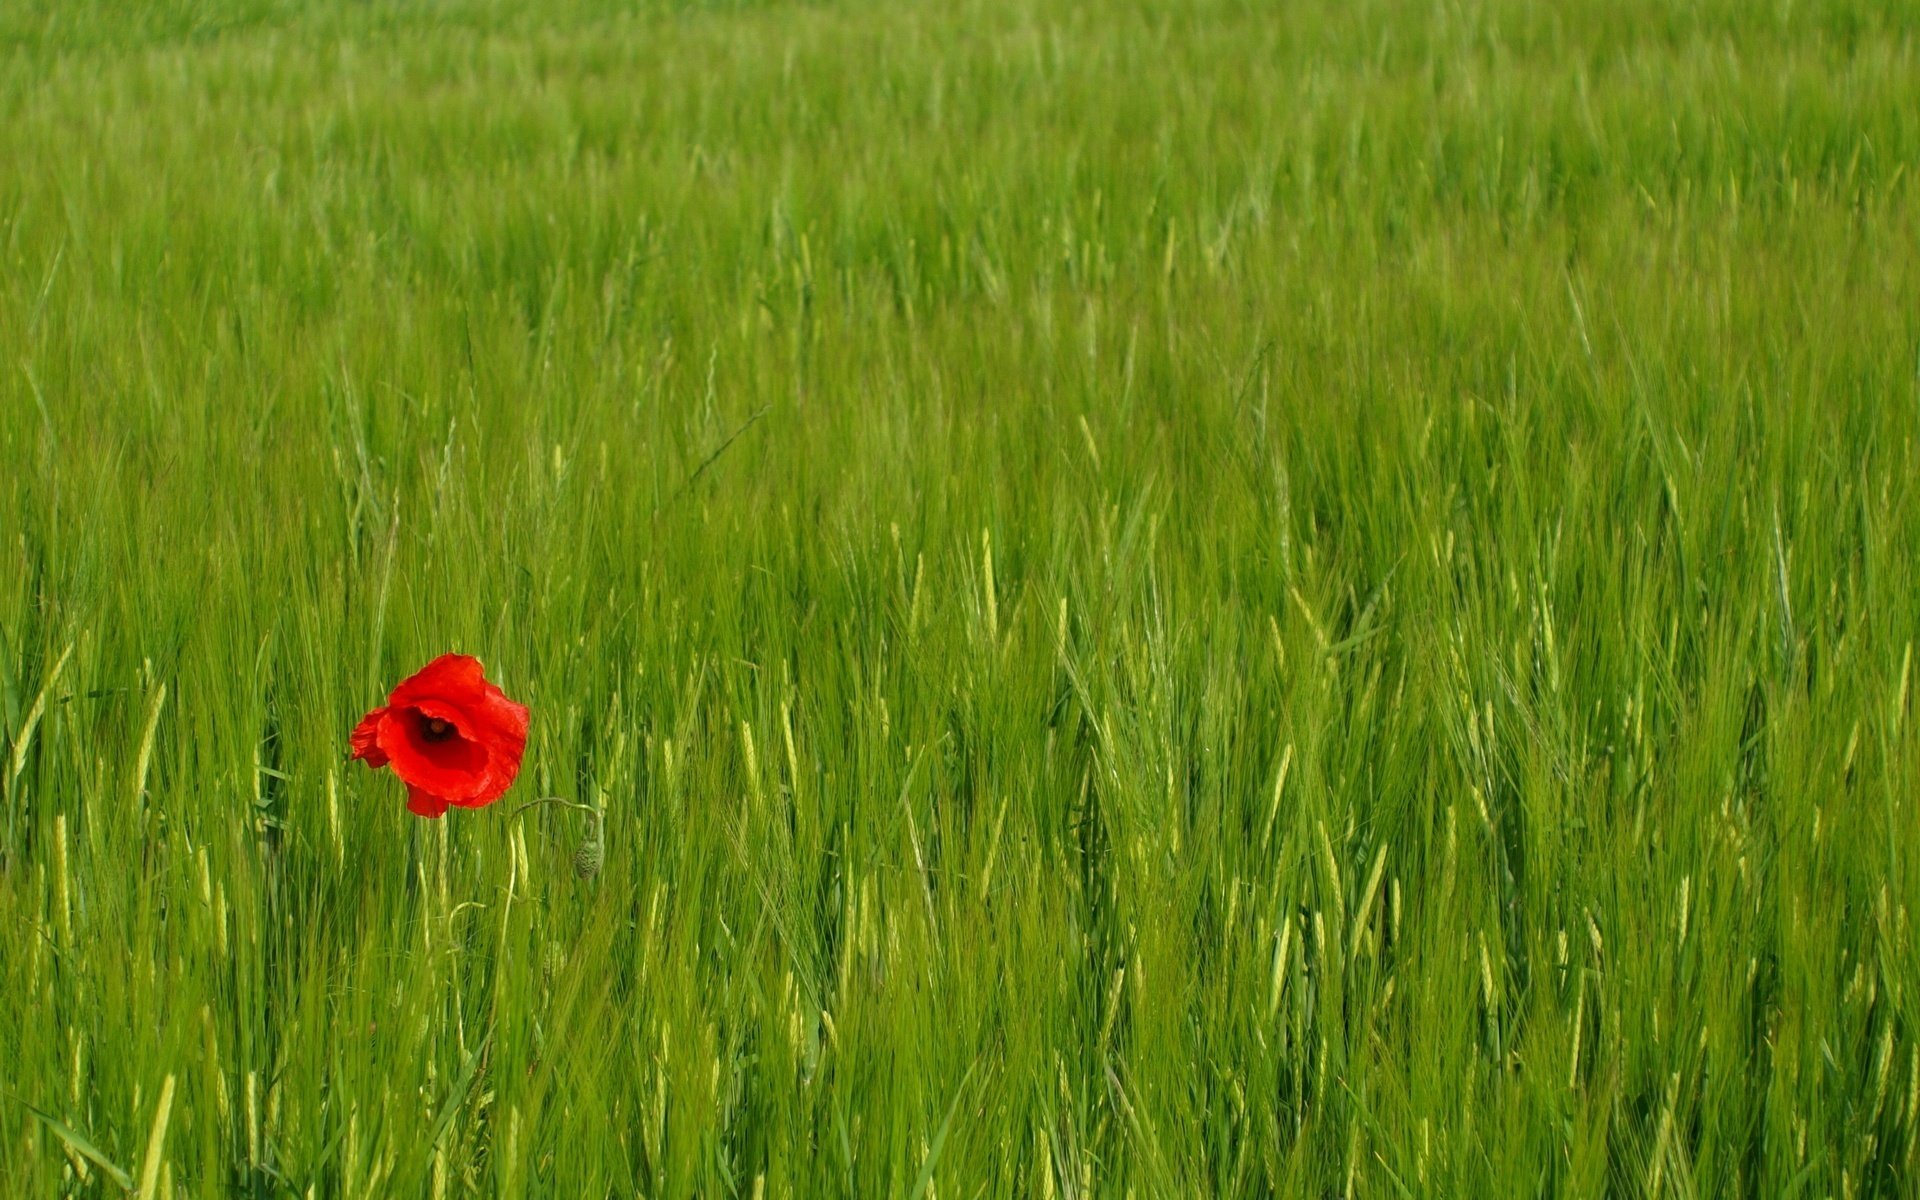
[3,0,1919,1194]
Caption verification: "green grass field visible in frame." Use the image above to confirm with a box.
[3,0,1919,1194]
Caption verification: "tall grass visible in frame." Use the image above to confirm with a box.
[2,0,1918,1193]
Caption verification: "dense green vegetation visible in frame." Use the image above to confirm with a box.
[3,0,1918,1193]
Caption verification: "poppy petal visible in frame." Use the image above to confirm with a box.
[406,784,451,818]
[354,654,529,817]
[449,737,524,809]
[472,682,531,744]
[349,707,390,767]
[378,707,494,802]
[387,653,488,708]
[389,654,529,756]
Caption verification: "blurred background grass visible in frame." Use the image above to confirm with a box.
[2,0,1918,1193]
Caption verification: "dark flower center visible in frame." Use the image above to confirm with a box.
[420,716,457,743]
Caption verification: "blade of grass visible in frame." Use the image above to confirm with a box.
[12,1093,135,1191]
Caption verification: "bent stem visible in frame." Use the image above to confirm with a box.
[510,795,605,879]
[509,796,596,820]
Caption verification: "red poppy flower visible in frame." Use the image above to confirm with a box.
[349,654,530,818]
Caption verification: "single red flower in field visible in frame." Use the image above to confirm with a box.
[349,654,529,818]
